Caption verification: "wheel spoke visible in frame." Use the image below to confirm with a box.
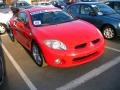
[103,27,115,39]
[0,25,5,33]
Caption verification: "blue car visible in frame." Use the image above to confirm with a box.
[65,2,120,39]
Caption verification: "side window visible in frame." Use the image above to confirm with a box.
[80,5,93,15]
[17,12,29,24]
[108,2,114,8]
[68,5,80,17]
[114,2,120,10]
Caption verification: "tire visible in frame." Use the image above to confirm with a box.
[8,28,15,42]
[0,56,4,85]
[102,25,116,39]
[0,23,6,34]
[32,43,47,67]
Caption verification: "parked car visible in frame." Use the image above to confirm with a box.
[8,7,104,68]
[0,2,11,34]
[65,2,120,39]
[105,0,120,14]
[32,1,54,7]
[0,2,8,9]
[49,0,67,9]
[0,11,13,34]
[0,30,5,85]
[11,1,32,9]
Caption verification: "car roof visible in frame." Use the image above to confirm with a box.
[107,0,120,2]
[22,7,60,13]
[74,2,102,5]
[16,1,29,3]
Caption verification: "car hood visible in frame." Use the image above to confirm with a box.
[33,20,103,49]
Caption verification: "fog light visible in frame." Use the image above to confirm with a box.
[55,59,62,64]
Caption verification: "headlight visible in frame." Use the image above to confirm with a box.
[118,23,120,27]
[44,40,67,50]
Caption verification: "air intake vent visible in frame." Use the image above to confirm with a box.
[92,38,100,44]
[75,43,87,49]
[73,52,96,61]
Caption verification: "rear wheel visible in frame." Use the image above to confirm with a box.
[0,56,5,85]
[102,25,116,39]
[0,23,6,34]
[32,43,47,67]
[7,27,15,42]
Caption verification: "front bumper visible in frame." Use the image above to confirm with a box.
[41,39,105,68]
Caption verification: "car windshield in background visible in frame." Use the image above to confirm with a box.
[31,10,74,26]
[92,3,116,15]
[40,2,51,5]
[0,3,8,9]
[16,2,30,7]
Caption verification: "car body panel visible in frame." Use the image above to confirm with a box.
[9,7,105,68]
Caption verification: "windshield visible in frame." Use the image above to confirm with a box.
[31,10,74,26]
[17,2,30,7]
[92,3,116,15]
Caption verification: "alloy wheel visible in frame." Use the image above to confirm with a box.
[0,24,6,34]
[103,26,115,39]
[32,43,43,66]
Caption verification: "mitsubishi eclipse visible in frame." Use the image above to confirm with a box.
[8,7,105,68]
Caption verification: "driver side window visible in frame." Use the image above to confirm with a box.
[17,12,28,24]
[68,5,80,17]
[80,5,93,15]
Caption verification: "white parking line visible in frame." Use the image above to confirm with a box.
[106,46,120,53]
[56,47,120,90]
[1,43,37,90]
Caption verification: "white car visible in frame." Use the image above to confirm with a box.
[0,11,13,34]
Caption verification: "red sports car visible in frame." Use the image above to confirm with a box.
[8,7,105,68]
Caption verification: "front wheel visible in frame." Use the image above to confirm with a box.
[102,26,116,39]
[32,43,47,67]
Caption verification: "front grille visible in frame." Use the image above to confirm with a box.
[75,43,87,49]
[73,52,97,61]
[92,38,100,44]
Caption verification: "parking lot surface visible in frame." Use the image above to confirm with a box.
[0,34,120,90]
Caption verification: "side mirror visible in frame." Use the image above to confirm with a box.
[89,11,97,16]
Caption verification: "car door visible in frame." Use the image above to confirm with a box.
[67,4,102,28]
[79,4,102,27]
[15,12,32,49]
[67,4,80,18]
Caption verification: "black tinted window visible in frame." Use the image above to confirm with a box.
[31,11,73,26]
[114,2,120,10]
[80,5,93,15]
[18,12,28,23]
[68,5,80,16]
[92,3,116,15]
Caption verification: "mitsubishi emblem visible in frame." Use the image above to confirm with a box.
[90,42,94,47]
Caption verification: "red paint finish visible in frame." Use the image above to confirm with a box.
[9,7,105,68]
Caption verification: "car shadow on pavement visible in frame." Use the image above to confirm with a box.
[0,37,7,88]
[106,37,120,44]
